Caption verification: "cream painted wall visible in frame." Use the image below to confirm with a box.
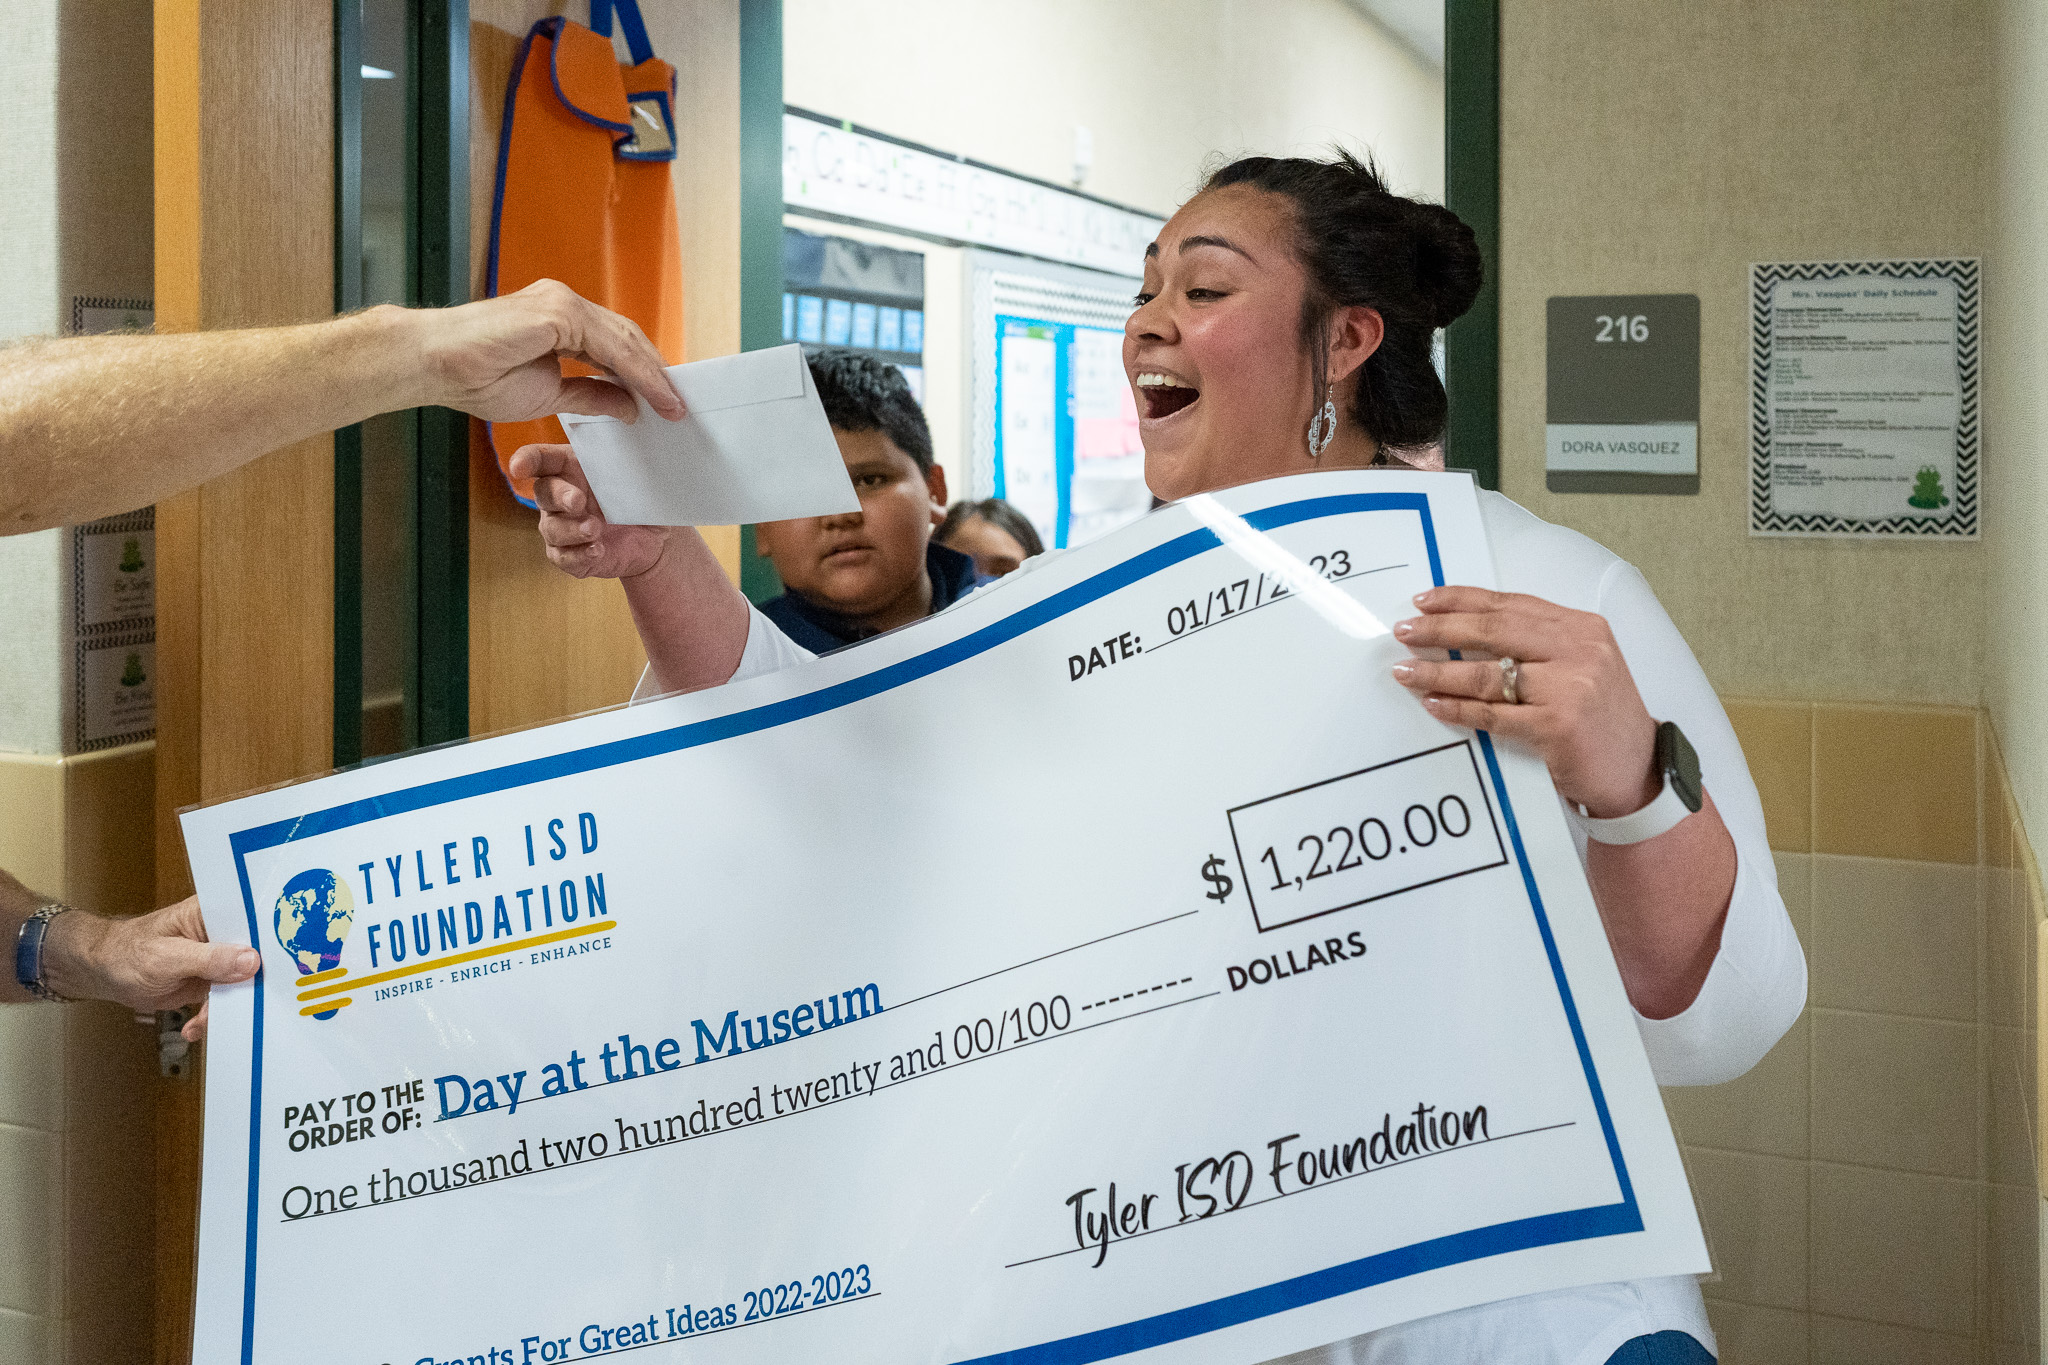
[0,9,59,339]
[784,0,1444,220]
[0,1,154,759]
[1499,0,1989,707]
[0,535,63,755]
[0,9,65,757]
[1987,0,2048,835]
[55,0,152,313]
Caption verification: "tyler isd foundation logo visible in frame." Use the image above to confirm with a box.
[274,869,356,1021]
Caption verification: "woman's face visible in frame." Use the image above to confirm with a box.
[1124,186,1319,501]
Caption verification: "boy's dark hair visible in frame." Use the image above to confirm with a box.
[806,350,934,471]
[938,498,1045,559]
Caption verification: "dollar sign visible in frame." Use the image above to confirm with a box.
[1200,855,1234,903]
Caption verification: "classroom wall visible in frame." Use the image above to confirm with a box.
[0,1,158,760]
[784,0,1444,219]
[1500,1,2035,1355]
[0,5,158,1362]
[1986,0,2048,848]
[0,9,67,756]
[1984,3,2048,1347]
[1498,0,1988,710]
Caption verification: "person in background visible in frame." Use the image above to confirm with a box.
[936,497,1044,579]
[522,349,976,663]
[1,279,684,1037]
[751,352,973,654]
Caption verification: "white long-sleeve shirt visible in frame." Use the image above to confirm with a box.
[641,490,1807,1365]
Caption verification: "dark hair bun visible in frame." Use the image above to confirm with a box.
[1202,150,1487,452]
[1405,201,1484,331]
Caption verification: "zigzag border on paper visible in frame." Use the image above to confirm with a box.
[70,509,159,751]
[69,295,154,335]
[1748,258,1979,539]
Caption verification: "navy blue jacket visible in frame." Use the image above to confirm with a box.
[758,541,980,656]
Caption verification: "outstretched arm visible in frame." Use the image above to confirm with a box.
[511,442,754,695]
[0,867,257,1041]
[0,279,684,534]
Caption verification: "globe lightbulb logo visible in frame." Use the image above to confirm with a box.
[273,869,356,1021]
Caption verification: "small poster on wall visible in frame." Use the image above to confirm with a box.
[1749,259,1978,537]
[69,508,156,751]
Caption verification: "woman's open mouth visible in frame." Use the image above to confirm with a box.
[1136,371,1200,420]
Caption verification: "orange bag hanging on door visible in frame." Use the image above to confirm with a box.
[486,0,682,506]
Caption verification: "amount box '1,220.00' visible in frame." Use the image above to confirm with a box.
[1226,741,1511,933]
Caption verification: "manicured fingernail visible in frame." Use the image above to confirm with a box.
[1393,619,1416,638]
[1391,662,1415,681]
[1413,590,1434,606]
[238,949,261,973]
[1422,695,1448,710]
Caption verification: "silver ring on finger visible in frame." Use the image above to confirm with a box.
[1498,656,1522,705]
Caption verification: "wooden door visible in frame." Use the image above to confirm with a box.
[149,1,757,1356]
[152,0,335,1359]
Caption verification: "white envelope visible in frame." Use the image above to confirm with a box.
[558,344,859,527]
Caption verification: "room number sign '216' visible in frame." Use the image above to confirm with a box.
[1595,314,1649,343]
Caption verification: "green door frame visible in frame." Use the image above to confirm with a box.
[414,0,472,748]
[333,0,470,768]
[1443,0,1500,491]
[333,0,366,764]
[738,0,786,603]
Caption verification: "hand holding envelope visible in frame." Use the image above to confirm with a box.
[558,343,859,527]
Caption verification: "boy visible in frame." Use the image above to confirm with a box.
[753,351,976,654]
[518,351,983,692]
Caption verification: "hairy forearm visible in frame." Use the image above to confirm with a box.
[0,308,426,533]
[624,531,754,695]
[1585,790,1737,1020]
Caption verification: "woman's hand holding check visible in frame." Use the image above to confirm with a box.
[1390,586,1661,820]
[1387,585,1735,1020]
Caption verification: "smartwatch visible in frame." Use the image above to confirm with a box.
[1574,721,1704,846]
[13,901,75,1003]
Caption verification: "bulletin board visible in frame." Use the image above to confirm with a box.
[972,254,1147,550]
[992,317,1145,549]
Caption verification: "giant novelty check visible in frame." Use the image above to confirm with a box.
[186,471,1707,1365]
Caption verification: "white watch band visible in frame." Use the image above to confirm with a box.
[1573,778,1694,845]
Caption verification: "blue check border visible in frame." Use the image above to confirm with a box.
[220,493,1639,1363]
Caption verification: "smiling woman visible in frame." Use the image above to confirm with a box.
[1121,157,1795,1365]
[1127,153,1477,501]
[513,152,1802,1365]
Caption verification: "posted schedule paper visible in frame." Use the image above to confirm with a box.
[184,471,1708,1365]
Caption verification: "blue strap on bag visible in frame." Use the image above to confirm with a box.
[588,0,655,66]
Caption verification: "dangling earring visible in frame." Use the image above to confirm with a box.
[1306,387,1338,460]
